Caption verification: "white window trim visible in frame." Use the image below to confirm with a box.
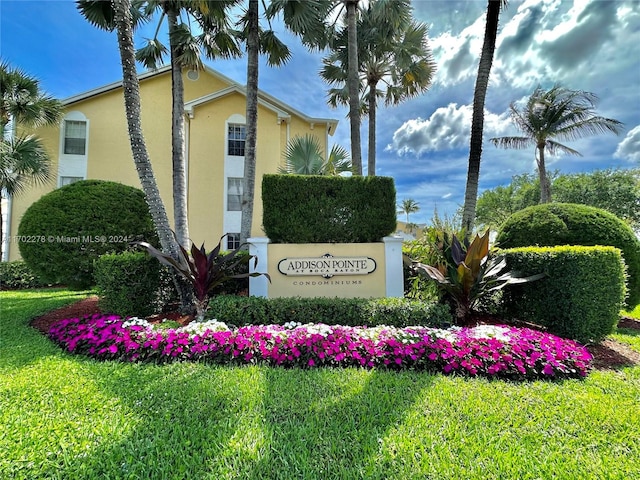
[58,111,89,186]
[60,111,89,158]
[223,114,245,236]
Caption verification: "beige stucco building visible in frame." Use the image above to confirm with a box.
[4,66,338,260]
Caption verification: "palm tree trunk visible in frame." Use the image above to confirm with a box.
[167,8,190,249]
[537,145,551,203]
[240,0,259,246]
[367,80,376,176]
[461,0,502,233]
[113,0,193,312]
[346,0,362,175]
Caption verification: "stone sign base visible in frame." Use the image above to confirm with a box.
[248,236,404,299]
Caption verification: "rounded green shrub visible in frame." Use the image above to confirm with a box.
[497,203,640,308]
[18,180,158,289]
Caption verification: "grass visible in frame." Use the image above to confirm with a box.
[624,304,640,320]
[2,289,640,479]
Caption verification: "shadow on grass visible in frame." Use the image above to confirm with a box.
[2,290,435,478]
[616,328,640,338]
[0,290,92,371]
[31,360,434,479]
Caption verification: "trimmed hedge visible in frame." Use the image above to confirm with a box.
[0,260,49,289]
[497,203,640,308]
[262,174,397,243]
[501,246,626,343]
[207,295,453,329]
[94,251,161,318]
[18,180,158,289]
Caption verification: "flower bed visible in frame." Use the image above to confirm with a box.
[48,315,593,380]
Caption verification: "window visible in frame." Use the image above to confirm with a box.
[60,176,83,187]
[227,124,246,156]
[227,178,243,211]
[64,120,87,155]
[227,233,241,251]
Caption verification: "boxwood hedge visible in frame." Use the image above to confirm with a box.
[207,295,453,329]
[501,245,626,343]
[497,203,640,308]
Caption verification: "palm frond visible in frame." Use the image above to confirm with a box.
[135,38,169,70]
[489,136,533,150]
[0,135,53,195]
[259,30,291,67]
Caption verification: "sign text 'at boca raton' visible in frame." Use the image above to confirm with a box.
[277,253,377,278]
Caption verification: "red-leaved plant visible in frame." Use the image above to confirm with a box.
[135,234,270,321]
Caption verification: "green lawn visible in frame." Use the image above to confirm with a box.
[2,289,639,479]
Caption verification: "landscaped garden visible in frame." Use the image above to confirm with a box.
[1,288,639,479]
[4,182,640,477]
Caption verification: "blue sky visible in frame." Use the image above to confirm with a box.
[2,0,639,224]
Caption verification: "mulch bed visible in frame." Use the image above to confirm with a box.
[30,296,640,371]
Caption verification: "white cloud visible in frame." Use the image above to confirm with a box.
[386,103,511,156]
[615,125,640,163]
[429,14,485,86]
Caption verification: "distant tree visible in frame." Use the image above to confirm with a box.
[475,173,540,229]
[278,134,351,176]
[490,85,623,203]
[405,222,419,235]
[399,198,420,225]
[553,169,640,230]
[461,0,507,234]
[476,169,640,230]
[0,61,62,257]
[321,0,435,176]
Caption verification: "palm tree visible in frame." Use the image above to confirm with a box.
[85,0,194,311]
[78,0,241,249]
[321,0,435,176]
[461,0,507,233]
[270,0,364,175]
[399,198,419,225]
[1,61,62,258]
[490,85,623,203]
[236,0,291,245]
[344,0,362,175]
[278,134,351,175]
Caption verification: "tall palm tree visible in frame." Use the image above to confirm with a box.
[344,0,362,175]
[270,0,364,175]
[1,61,62,258]
[78,0,241,249]
[399,198,419,224]
[278,134,351,175]
[490,85,623,203]
[82,0,194,310]
[321,0,435,176]
[461,0,507,234]
[236,0,291,245]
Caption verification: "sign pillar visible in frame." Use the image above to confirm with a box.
[383,235,404,297]
[248,237,270,298]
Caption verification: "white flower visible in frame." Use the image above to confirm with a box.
[178,319,230,335]
[300,323,333,337]
[428,328,459,343]
[122,317,153,329]
[465,325,510,342]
